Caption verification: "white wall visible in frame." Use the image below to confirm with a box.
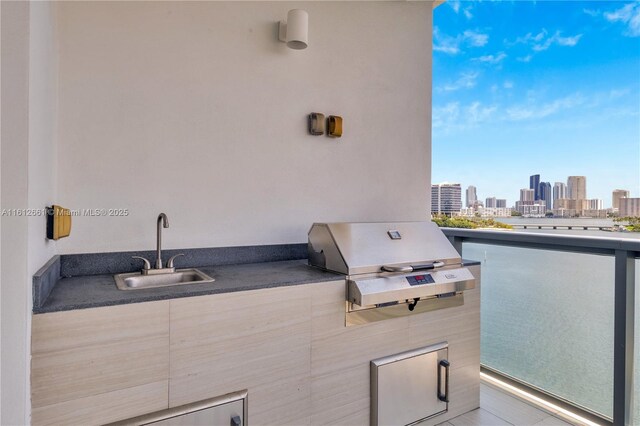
[56,1,433,254]
[2,3,434,421]
[1,2,58,423]
[26,4,59,425]
[28,2,58,281]
[1,3,31,424]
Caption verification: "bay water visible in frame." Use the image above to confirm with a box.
[460,217,640,419]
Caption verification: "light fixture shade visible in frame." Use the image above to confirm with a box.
[285,9,308,50]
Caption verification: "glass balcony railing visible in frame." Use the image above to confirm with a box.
[441,228,640,425]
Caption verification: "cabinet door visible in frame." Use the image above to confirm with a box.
[169,286,314,424]
[371,343,449,426]
[149,400,244,426]
[31,301,170,426]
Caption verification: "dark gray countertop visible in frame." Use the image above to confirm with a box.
[35,260,342,314]
[34,254,480,314]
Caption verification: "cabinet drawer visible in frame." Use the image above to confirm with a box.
[107,390,247,426]
[151,400,244,426]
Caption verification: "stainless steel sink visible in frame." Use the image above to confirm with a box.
[114,268,214,290]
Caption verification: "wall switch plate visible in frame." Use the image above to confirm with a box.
[327,115,342,138]
[308,112,325,135]
[46,205,72,240]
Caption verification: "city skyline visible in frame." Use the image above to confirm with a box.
[431,1,640,203]
[437,172,628,209]
[432,173,640,218]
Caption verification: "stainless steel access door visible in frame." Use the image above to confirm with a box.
[371,342,449,426]
[148,400,244,426]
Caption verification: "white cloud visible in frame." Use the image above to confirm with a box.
[609,88,630,99]
[533,31,583,51]
[506,93,586,121]
[433,44,460,55]
[433,101,497,130]
[506,29,582,57]
[604,2,640,37]
[447,0,473,20]
[433,90,631,134]
[503,81,514,89]
[439,72,479,92]
[556,34,583,46]
[448,0,461,14]
[506,30,546,46]
[433,27,489,55]
[463,30,489,47]
[433,101,498,131]
[463,6,473,20]
[433,27,461,54]
[432,102,460,130]
[473,52,507,64]
[583,8,600,17]
[467,102,497,124]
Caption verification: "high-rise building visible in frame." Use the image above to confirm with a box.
[466,186,477,208]
[517,203,547,216]
[612,189,630,210]
[620,198,640,217]
[553,182,566,207]
[539,182,552,210]
[586,199,603,210]
[432,183,462,215]
[485,197,497,208]
[567,176,586,200]
[530,174,541,200]
[496,199,507,208]
[520,188,534,202]
[517,188,537,215]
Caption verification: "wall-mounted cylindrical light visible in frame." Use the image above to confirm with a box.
[278,9,308,50]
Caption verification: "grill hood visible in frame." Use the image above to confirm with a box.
[308,222,462,276]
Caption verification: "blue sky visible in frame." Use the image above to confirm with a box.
[431,0,640,207]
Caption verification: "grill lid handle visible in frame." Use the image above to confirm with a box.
[381,261,445,273]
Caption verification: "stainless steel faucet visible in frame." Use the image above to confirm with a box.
[131,213,184,275]
[156,213,169,269]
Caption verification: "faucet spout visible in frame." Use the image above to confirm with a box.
[156,213,169,269]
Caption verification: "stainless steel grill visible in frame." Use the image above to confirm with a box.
[308,221,476,325]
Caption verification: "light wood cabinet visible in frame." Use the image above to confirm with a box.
[167,266,480,426]
[31,266,480,426]
[168,283,325,425]
[31,301,170,426]
[308,265,481,426]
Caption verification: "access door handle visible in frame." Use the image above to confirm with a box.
[437,359,450,403]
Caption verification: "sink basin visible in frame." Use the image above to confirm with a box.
[114,268,215,290]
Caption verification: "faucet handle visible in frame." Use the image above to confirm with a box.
[131,256,151,271]
[166,253,185,268]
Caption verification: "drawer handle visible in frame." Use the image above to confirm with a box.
[438,359,450,403]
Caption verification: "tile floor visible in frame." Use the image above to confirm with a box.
[437,383,579,426]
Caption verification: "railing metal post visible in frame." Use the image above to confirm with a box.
[614,249,635,425]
